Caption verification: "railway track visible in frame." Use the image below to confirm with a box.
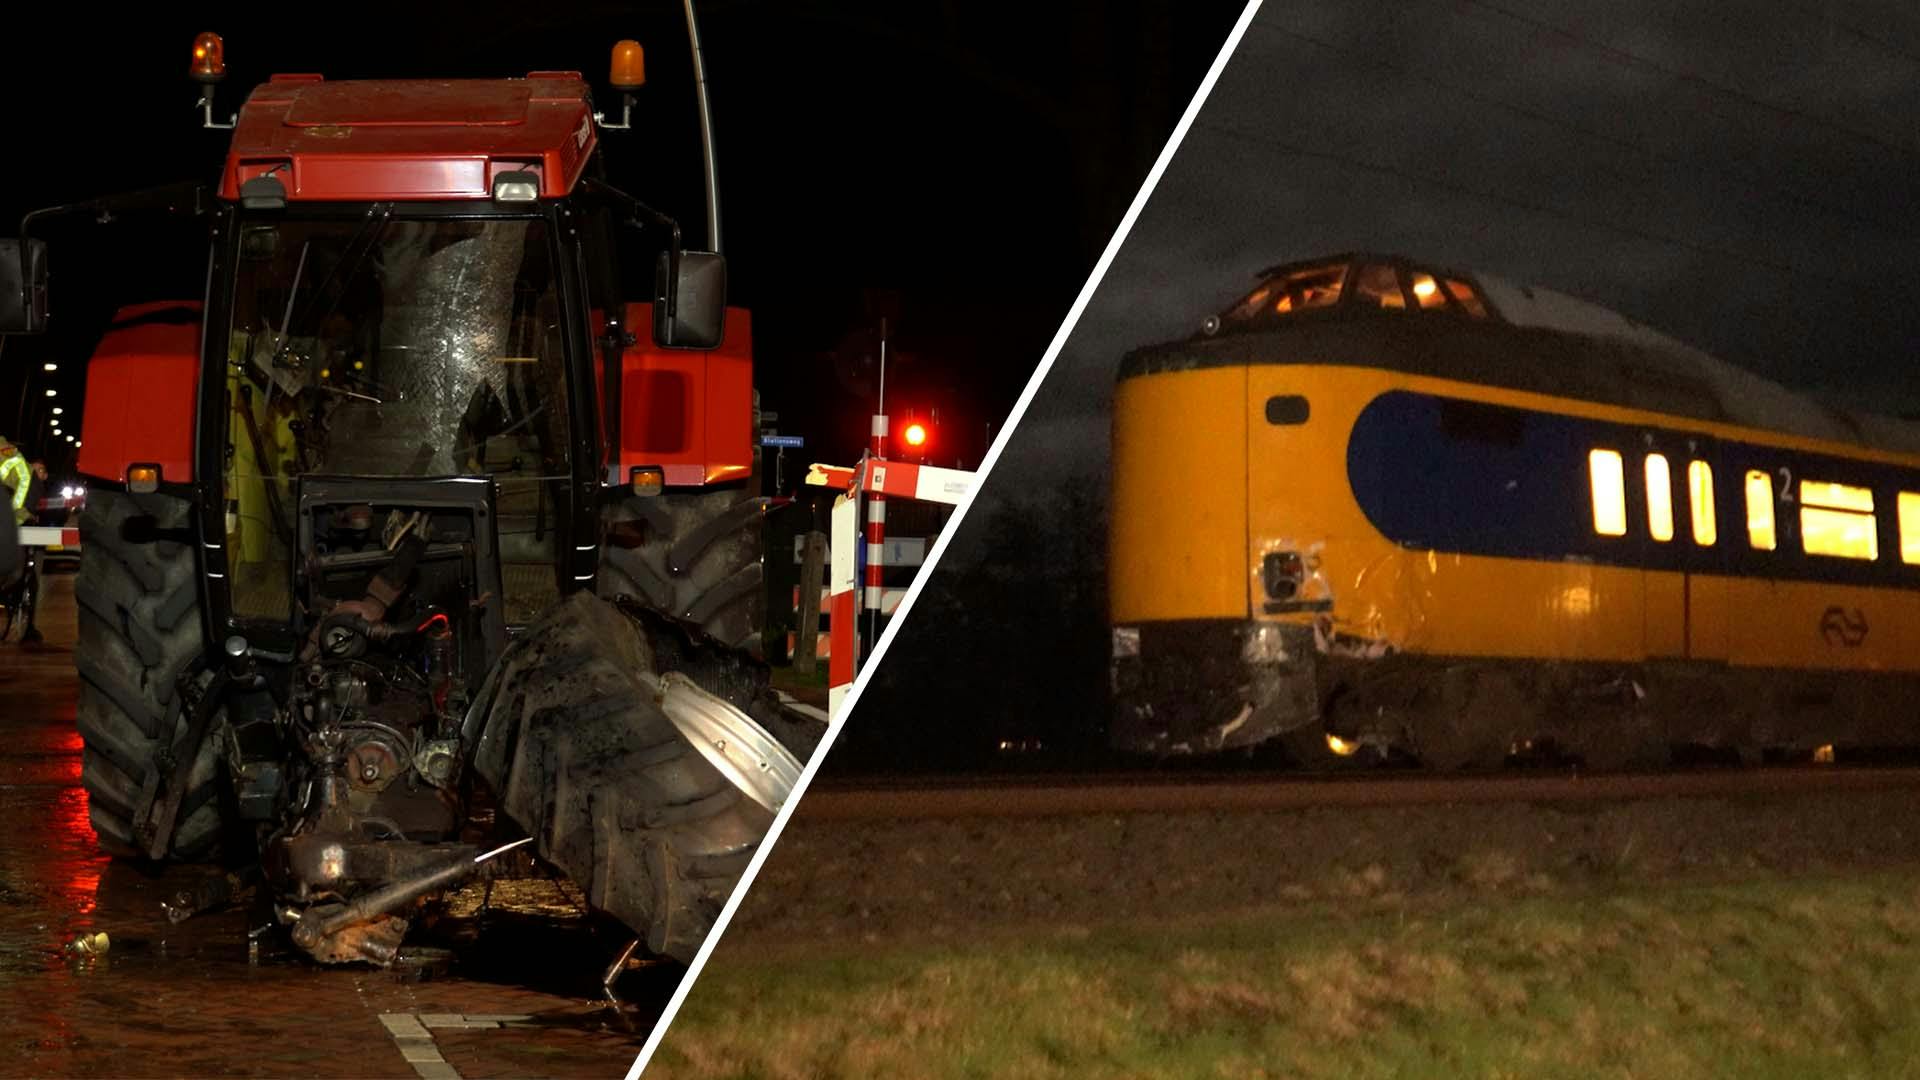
[797,763,1920,820]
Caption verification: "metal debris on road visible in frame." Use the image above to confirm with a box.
[64,931,109,957]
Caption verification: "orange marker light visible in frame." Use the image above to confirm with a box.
[190,32,227,84]
[610,40,646,90]
[127,464,162,495]
[903,422,928,448]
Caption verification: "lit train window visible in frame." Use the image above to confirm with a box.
[1353,263,1406,309]
[1645,454,1674,542]
[1226,285,1274,323]
[1285,265,1345,311]
[1800,480,1878,560]
[1219,264,1347,330]
[1745,470,1776,551]
[1901,493,1920,564]
[1688,461,1716,546]
[1409,272,1448,310]
[1589,449,1627,537]
[1444,279,1489,318]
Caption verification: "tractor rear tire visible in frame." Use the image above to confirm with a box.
[599,478,768,655]
[74,489,226,860]
[470,591,779,963]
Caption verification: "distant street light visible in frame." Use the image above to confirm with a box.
[42,363,56,372]
[44,389,56,397]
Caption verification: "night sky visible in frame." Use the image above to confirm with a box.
[3,1,1245,483]
[850,0,1920,767]
[997,0,1920,512]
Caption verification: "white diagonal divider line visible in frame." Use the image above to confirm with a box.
[622,3,1269,1075]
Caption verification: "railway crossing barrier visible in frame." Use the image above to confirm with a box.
[19,526,78,548]
[806,456,976,721]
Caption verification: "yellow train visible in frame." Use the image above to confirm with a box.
[1109,253,1920,767]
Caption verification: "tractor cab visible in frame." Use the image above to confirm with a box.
[0,28,798,974]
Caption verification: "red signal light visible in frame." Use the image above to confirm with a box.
[902,422,928,448]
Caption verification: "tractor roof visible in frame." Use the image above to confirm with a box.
[218,74,599,203]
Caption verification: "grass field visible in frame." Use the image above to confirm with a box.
[649,869,1920,1079]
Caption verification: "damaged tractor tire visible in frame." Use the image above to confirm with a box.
[75,489,226,860]
[471,591,792,963]
[599,478,768,656]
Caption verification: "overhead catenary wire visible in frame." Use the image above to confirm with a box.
[1812,11,1920,71]
[1192,119,1912,296]
[1458,0,1920,163]
[1249,19,1914,241]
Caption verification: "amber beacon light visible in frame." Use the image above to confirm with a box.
[610,40,646,90]
[190,32,227,83]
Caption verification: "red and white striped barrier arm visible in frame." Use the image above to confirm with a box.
[19,526,80,548]
[817,454,977,722]
[827,492,859,722]
[804,463,857,490]
[863,460,975,505]
[803,457,974,505]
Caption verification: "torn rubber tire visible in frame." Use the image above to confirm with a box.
[75,489,226,860]
[470,591,779,963]
[598,477,768,657]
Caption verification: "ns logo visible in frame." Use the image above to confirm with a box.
[1820,606,1868,648]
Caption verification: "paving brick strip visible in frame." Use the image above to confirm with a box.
[380,1013,535,1080]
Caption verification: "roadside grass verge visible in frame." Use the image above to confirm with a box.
[649,870,1920,1079]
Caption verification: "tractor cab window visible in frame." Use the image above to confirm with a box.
[224,215,573,623]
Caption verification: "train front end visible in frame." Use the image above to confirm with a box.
[1106,327,1334,758]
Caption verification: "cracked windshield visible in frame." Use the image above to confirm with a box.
[225,215,570,623]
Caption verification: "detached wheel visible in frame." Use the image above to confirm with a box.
[470,591,788,963]
[600,479,768,655]
[75,489,227,860]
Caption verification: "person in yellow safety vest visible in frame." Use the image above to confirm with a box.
[0,435,40,645]
[0,437,29,525]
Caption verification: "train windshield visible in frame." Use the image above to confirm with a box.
[1220,263,1348,330]
[1217,260,1493,332]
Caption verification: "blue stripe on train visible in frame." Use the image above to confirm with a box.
[1345,389,1920,590]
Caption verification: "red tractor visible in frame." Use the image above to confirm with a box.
[0,24,814,969]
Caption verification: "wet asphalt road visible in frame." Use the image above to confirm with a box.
[0,571,669,1079]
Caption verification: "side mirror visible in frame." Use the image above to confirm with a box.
[0,239,49,335]
[653,250,726,349]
